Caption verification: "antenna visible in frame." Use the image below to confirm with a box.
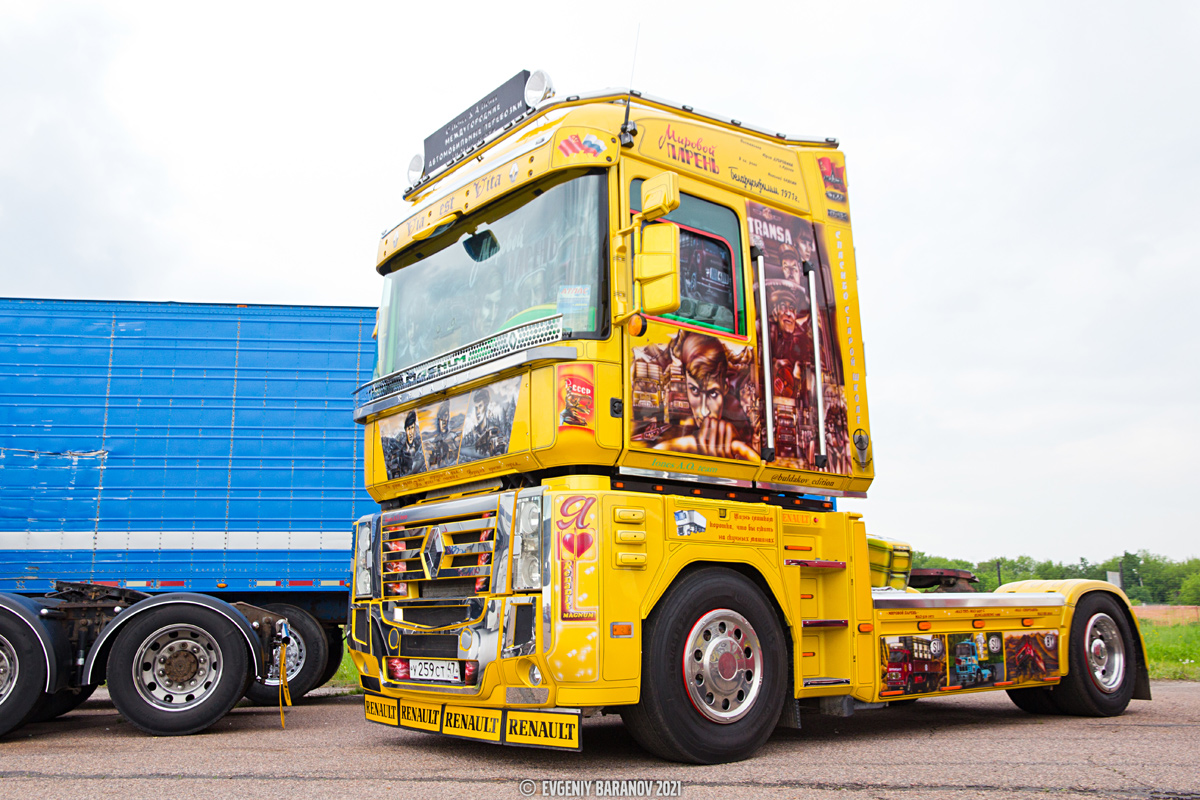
[619,24,641,148]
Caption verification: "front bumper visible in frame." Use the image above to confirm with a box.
[363,692,582,751]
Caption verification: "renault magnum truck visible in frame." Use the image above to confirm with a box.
[347,71,1149,763]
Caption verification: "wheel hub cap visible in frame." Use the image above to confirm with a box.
[265,627,307,686]
[683,609,763,724]
[132,624,224,712]
[1084,612,1125,694]
[0,634,17,706]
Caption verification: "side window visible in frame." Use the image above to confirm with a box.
[631,179,744,335]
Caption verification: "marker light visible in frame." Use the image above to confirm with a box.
[524,70,555,108]
[407,153,424,186]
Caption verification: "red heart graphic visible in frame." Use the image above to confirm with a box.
[562,531,594,559]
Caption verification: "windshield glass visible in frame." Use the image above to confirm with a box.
[375,173,606,379]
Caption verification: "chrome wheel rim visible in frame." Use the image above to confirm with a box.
[683,609,763,724]
[1084,613,1125,694]
[263,627,307,687]
[132,624,224,712]
[0,633,18,706]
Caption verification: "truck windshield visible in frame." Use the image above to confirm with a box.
[375,172,606,379]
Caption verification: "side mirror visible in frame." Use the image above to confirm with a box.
[635,223,681,317]
[640,172,680,222]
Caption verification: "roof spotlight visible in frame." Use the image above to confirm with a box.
[407,153,424,186]
[524,70,555,108]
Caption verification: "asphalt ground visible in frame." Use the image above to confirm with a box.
[1,682,1197,800]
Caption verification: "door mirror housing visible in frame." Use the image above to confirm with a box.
[634,222,680,317]
[639,172,680,222]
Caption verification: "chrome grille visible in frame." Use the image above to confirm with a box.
[381,503,503,598]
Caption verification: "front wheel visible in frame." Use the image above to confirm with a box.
[106,605,251,735]
[1053,593,1138,716]
[620,568,787,764]
[244,604,329,705]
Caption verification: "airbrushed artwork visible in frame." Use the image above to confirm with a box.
[631,330,760,461]
[881,634,947,695]
[1005,630,1060,685]
[379,376,520,480]
[948,632,1006,689]
[746,201,853,474]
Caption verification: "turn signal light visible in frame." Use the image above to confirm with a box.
[917,621,931,631]
[611,622,634,638]
[858,623,873,633]
[972,620,986,629]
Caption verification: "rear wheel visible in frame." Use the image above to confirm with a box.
[1053,593,1137,716]
[244,604,329,705]
[31,684,96,722]
[620,568,787,764]
[0,616,48,737]
[107,605,250,735]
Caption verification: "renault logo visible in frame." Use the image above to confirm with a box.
[423,525,445,579]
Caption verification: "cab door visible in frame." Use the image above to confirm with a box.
[618,162,762,487]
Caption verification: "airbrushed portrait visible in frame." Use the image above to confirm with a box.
[747,200,854,475]
[378,375,520,481]
[631,330,760,461]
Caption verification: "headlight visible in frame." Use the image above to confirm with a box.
[354,519,375,599]
[512,496,543,591]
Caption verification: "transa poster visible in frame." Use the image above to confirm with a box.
[379,376,521,480]
[746,201,853,475]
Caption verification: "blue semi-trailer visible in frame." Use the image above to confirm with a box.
[0,298,374,737]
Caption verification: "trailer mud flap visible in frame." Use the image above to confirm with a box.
[363,694,581,751]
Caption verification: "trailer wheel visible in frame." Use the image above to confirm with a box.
[620,568,787,764]
[244,604,329,705]
[0,616,49,737]
[1006,686,1061,715]
[316,626,344,688]
[31,684,96,723]
[106,605,250,735]
[1053,593,1137,716]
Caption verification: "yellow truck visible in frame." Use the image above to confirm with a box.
[347,71,1149,763]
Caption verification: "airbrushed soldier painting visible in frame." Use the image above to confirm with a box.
[423,401,461,470]
[380,410,426,479]
[378,377,519,481]
[458,377,520,462]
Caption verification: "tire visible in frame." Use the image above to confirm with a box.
[244,604,329,705]
[620,568,787,764]
[1053,593,1138,717]
[106,604,251,736]
[316,626,344,688]
[31,684,96,723]
[0,614,49,738]
[1006,686,1062,715]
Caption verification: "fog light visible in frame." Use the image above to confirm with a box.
[385,582,407,597]
[528,664,542,686]
[386,657,409,680]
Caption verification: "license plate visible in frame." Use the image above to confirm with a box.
[411,658,460,682]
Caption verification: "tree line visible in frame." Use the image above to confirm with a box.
[911,550,1200,605]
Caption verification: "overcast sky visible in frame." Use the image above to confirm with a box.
[2,1,1197,563]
